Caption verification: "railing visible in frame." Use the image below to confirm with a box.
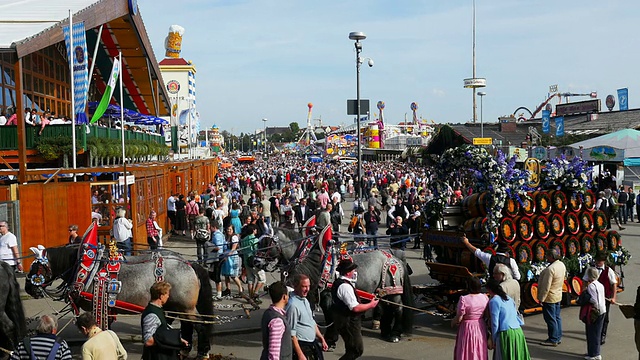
[0,124,165,150]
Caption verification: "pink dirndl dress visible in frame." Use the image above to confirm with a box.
[454,294,489,360]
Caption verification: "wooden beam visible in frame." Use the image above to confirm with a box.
[15,58,26,183]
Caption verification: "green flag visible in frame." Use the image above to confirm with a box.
[90,58,120,123]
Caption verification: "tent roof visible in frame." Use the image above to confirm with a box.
[570,128,640,158]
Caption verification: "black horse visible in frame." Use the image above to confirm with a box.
[0,261,27,359]
[25,245,213,358]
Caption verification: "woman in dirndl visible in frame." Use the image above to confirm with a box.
[221,225,244,297]
[486,279,530,360]
[452,277,489,360]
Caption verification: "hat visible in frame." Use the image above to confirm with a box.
[336,259,358,275]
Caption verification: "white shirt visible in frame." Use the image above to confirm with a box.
[473,249,521,281]
[0,116,6,126]
[336,276,359,310]
[331,192,342,203]
[167,196,177,212]
[582,265,618,285]
[112,217,133,242]
[0,231,18,265]
[587,281,607,315]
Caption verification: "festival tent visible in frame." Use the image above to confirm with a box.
[569,128,640,165]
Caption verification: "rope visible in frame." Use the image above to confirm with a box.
[0,345,12,355]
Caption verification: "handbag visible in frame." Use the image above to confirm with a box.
[578,287,601,324]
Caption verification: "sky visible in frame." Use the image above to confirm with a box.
[139,0,640,135]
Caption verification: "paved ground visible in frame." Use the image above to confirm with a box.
[16,197,640,359]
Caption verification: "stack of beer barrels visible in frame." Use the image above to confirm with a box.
[461,189,622,310]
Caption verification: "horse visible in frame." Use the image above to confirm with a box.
[255,226,415,343]
[0,261,27,359]
[24,245,214,358]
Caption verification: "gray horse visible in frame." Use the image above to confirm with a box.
[257,227,415,343]
[25,245,213,358]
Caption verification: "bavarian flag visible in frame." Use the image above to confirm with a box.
[90,57,121,124]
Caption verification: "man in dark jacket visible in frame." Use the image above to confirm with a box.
[141,281,188,360]
[363,205,381,248]
[294,198,313,234]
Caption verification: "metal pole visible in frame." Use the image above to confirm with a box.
[120,52,127,209]
[480,95,484,138]
[262,118,267,154]
[472,0,477,124]
[355,42,362,201]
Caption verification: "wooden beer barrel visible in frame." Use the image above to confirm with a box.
[548,238,566,257]
[583,190,596,211]
[594,232,608,253]
[463,218,479,238]
[462,192,488,218]
[532,240,549,263]
[565,212,580,235]
[503,197,521,218]
[534,191,552,215]
[521,194,536,216]
[568,192,583,212]
[579,211,594,233]
[513,240,533,264]
[522,282,540,309]
[551,190,568,214]
[563,279,570,293]
[564,235,581,258]
[533,215,550,239]
[550,213,565,237]
[515,216,534,242]
[580,233,596,255]
[570,276,584,295]
[499,218,517,243]
[606,230,621,251]
[593,210,608,231]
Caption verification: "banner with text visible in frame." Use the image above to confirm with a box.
[63,21,89,124]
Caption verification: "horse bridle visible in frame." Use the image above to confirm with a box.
[29,252,74,300]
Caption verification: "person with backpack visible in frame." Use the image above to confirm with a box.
[461,235,521,281]
[186,195,200,239]
[240,224,265,303]
[193,206,211,264]
[10,314,72,360]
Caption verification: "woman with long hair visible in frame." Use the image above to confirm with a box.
[175,194,187,236]
[229,203,242,234]
[452,277,489,360]
[220,225,244,298]
[486,278,530,360]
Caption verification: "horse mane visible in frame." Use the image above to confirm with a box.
[286,241,323,296]
[0,261,27,348]
[46,245,81,283]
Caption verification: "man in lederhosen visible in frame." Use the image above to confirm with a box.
[326,259,379,360]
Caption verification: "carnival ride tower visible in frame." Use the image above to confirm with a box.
[298,102,317,146]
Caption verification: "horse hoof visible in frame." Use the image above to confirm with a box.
[372,320,380,330]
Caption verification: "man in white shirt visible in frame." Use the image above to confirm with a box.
[461,236,521,281]
[0,221,22,272]
[112,208,133,256]
[167,194,177,234]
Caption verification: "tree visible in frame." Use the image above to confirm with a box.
[289,122,300,135]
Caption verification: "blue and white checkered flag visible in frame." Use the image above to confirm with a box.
[63,21,89,124]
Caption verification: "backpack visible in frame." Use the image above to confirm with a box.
[195,228,211,241]
[213,210,224,230]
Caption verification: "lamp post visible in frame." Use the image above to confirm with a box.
[262,118,267,154]
[478,91,486,138]
[349,31,366,202]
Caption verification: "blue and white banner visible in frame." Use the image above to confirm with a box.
[541,110,550,134]
[555,116,564,137]
[63,21,89,124]
[617,88,629,111]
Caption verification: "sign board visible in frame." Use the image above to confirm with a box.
[473,137,492,145]
[508,147,528,162]
[618,88,629,111]
[524,158,541,187]
[531,146,548,160]
[347,99,370,115]
[555,99,601,116]
[463,78,486,88]
[118,174,136,186]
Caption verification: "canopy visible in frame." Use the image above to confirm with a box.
[568,129,640,163]
[88,102,168,125]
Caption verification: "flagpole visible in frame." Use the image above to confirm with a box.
[120,52,128,209]
[69,10,77,181]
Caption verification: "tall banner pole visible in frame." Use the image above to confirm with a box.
[120,52,128,208]
[69,10,77,181]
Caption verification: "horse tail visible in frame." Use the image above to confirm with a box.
[3,262,27,346]
[401,264,414,334]
[191,262,214,331]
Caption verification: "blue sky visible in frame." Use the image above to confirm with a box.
[139,0,640,135]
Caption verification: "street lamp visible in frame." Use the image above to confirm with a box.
[349,31,369,202]
[262,118,268,154]
[477,91,486,138]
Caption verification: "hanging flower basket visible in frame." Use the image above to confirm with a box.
[565,236,581,258]
[568,192,583,212]
[503,197,521,218]
[606,230,620,251]
[548,238,566,257]
[521,194,536,216]
[516,216,534,242]
[514,241,533,264]
[499,218,517,243]
[550,213,565,237]
[593,210,608,231]
[534,191,552,215]
[533,215,550,239]
[532,240,549,263]
[579,211,594,233]
[551,190,568,213]
[583,190,596,211]
[565,212,580,235]
[594,232,608,253]
[580,233,596,255]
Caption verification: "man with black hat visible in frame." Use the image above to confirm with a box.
[327,259,379,360]
[583,252,618,345]
[461,235,521,281]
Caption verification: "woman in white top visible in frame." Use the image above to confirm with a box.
[584,267,607,360]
